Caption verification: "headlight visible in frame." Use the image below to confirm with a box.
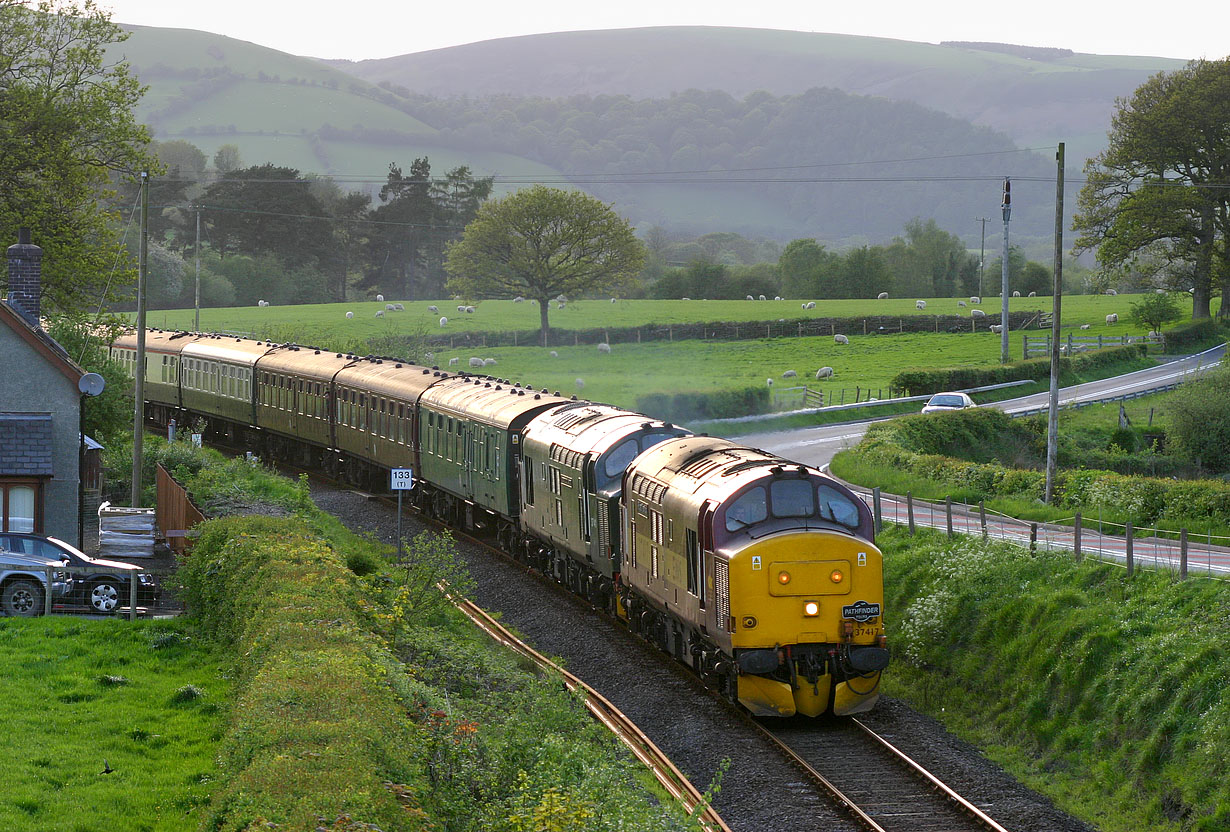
[138,573,155,584]
[803,601,820,617]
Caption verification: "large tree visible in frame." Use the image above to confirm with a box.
[202,164,329,266]
[0,0,155,318]
[446,186,645,345]
[1074,59,1230,320]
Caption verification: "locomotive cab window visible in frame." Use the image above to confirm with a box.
[771,479,814,518]
[817,484,861,530]
[725,486,767,532]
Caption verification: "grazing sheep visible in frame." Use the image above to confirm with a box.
[806,301,816,310]
[428,305,439,313]
[957,300,967,307]
[1106,313,1118,324]
[575,378,585,390]
[775,296,782,301]
[1027,292,1036,298]
[1155,288,1167,294]
[376,294,384,302]
[457,305,466,312]
[815,367,834,379]
[375,310,384,318]
[386,304,396,311]
[782,370,797,378]
[424,352,434,361]
[834,334,849,345]
[971,309,986,318]
[915,300,926,309]
[878,292,889,300]
[611,297,617,303]
[681,297,691,301]
[556,301,565,310]
[990,324,1003,333]
[597,343,611,353]
[1012,290,1021,297]
[759,294,767,301]
[1105,289,1118,296]
[513,296,524,303]
[766,378,773,386]
[557,294,567,302]
[747,295,755,301]
[1080,323,1091,330]
[484,358,497,366]
[549,350,558,358]
[439,317,448,327]
[970,296,981,304]
[448,357,459,366]
[345,311,354,319]
[468,357,485,368]
[465,306,475,313]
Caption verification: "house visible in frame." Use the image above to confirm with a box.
[0,229,101,550]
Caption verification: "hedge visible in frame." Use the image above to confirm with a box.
[1163,317,1227,351]
[890,343,1147,396]
[179,517,428,831]
[637,385,770,422]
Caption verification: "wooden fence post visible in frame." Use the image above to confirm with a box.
[1073,512,1082,561]
[1029,522,1037,553]
[979,500,987,539]
[906,491,915,535]
[872,487,883,534]
[1179,528,1188,580]
[1125,521,1134,576]
[945,497,953,538]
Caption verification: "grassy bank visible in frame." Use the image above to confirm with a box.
[0,617,229,831]
[878,526,1230,831]
[161,441,702,830]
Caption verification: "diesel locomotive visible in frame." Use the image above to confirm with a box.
[112,329,889,716]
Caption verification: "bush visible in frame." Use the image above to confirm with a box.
[637,385,769,422]
[1166,363,1230,474]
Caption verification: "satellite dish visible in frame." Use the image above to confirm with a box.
[78,372,105,397]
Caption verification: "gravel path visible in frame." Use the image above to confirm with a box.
[310,482,1096,832]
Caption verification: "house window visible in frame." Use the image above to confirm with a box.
[0,481,39,533]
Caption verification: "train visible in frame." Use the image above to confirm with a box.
[112,329,890,717]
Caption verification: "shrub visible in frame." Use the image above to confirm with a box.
[890,343,1147,395]
[1166,363,1230,474]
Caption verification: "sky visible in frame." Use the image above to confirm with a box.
[96,0,1228,63]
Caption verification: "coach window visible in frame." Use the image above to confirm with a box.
[725,486,767,532]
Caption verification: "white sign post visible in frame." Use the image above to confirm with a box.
[390,469,413,560]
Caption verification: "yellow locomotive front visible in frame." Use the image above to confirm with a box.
[621,437,888,718]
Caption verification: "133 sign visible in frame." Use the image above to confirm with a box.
[390,468,414,490]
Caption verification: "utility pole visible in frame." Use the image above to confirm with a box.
[1000,178,1011,364]
[131,171,149,508]
[194,207,201,332]
[975,217,989,298]
[1045,145,1065,503]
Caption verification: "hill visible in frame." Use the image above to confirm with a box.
[329,26,1185,165]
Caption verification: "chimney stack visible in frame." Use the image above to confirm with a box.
[6,228,42,328]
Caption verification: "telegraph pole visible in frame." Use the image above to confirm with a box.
[1045,145,1065,503]
[975,217,989,298]
[131,171,149,508]
[1000,178,1011,364]
[194,207,201,332]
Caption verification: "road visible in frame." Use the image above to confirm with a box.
[739,342,1225,469]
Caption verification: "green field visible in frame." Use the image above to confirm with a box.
[0,617,227,831]
[146,293,1165,342]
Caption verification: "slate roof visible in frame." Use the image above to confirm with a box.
[0,413,54,476]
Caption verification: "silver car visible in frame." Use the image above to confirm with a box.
[921,391,977,414]
[0,551,74,616]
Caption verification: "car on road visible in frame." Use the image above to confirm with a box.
[0,551,74,616]
[0,533,158,614]
[921,391,977,414]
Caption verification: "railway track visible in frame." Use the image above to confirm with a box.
[763,718,1011,832]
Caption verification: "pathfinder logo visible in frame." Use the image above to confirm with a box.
[841,600,881,623]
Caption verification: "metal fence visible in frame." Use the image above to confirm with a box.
[1022,332,1164,359]
[854,486,1230,579]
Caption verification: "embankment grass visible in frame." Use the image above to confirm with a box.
[0,617,229,832]
[879,526,1230,832]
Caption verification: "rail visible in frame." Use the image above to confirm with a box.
[1022,332,1163,359]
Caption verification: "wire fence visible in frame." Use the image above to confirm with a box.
[850,486,1230,580]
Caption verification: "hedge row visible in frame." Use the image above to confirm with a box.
[178,517,428,831]
[637,385,770,422]
[1163,317,1228,351]
[889,343,1147,396]
[853,418,1230,525]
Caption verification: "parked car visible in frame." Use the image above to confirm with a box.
[0,533,158,614]
[921,391,977,414]
[0,551,74,616]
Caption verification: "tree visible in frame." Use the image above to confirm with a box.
[446,186,645,345]
[1074,59,1230,320]
[0,0,155,320]
[778,239,837,298]
[212,144,242,175]
[1128,291,1184,333]
[1166,363,1230,473]
[202,164,329,266]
